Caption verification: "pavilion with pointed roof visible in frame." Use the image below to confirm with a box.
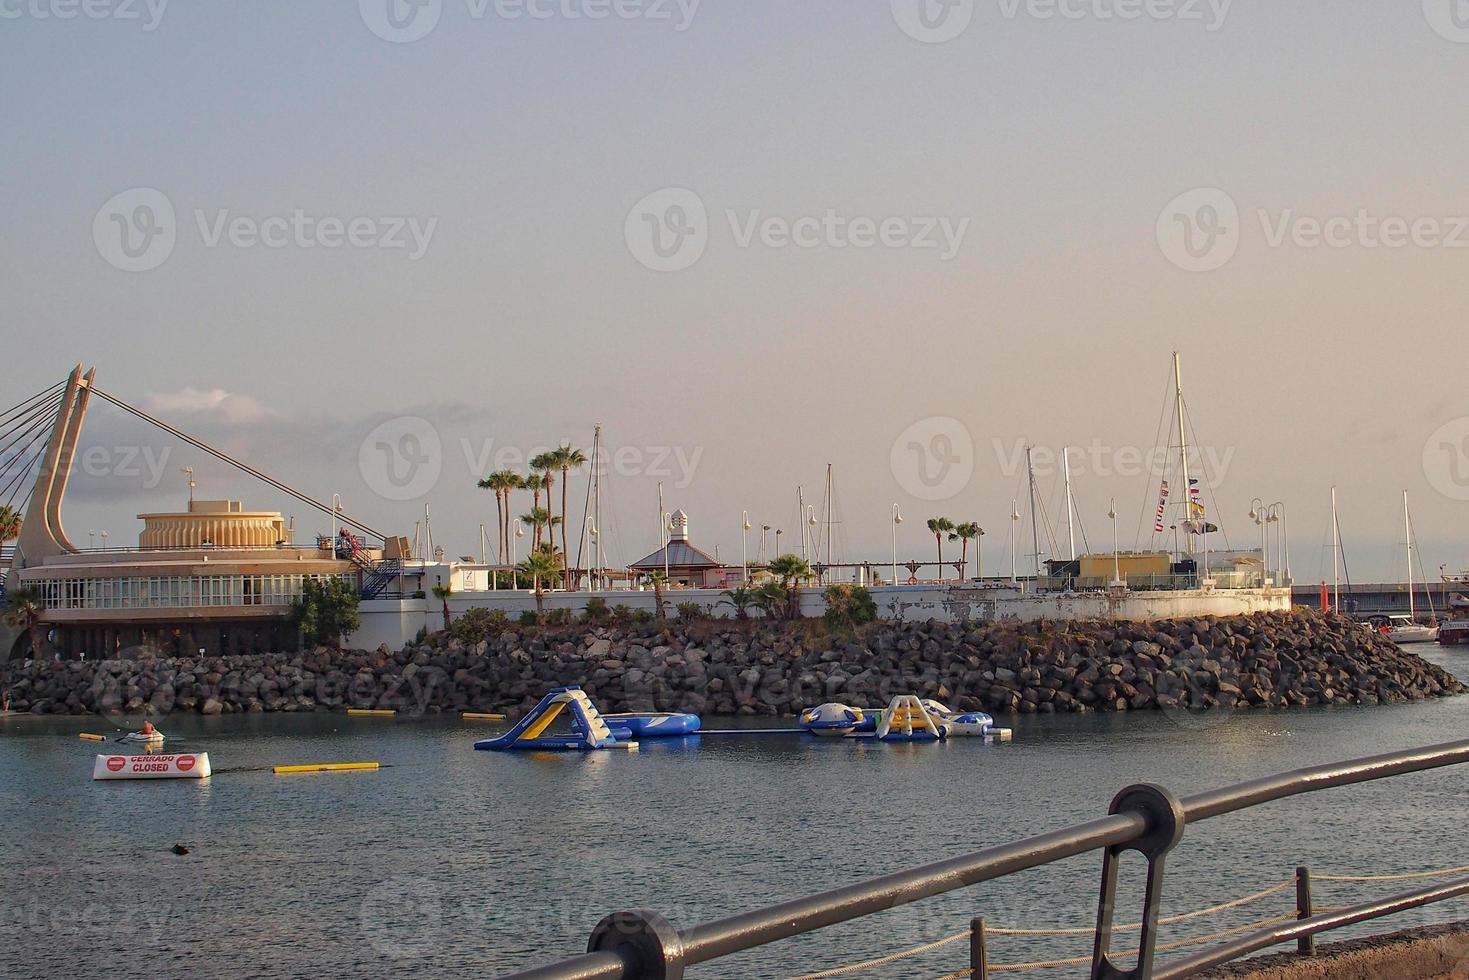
[628,510,737,589]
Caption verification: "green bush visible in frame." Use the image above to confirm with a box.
[611,604,633,624]
[451,607,507,644]
[545,608,573,626]
[824,584,878,630]
[676,601,706,621]
[582,597,610,623]
[518,611,539,627]
[292,578,362,648]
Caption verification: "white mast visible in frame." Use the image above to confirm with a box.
[1009,498,1019,584]
[1026,446,1042,579]
[1405,490,1416,621]
[658,481,668,580]
[1174,352,1192,557]
[1331,486,1341,614]
[1062,446,1077,561]
[797,486,808,561]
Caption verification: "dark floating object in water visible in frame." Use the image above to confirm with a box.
[171,844,190,855]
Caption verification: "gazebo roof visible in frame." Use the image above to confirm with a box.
[629,540,722,570]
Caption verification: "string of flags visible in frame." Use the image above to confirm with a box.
[1154,480,1170,533]
[1157,478,1220,535]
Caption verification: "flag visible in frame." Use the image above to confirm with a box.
[1189,501,1206,519]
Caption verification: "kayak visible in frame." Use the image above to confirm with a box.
[123,730,165,744]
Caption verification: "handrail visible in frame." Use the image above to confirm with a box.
[496,737,1469,979]
[1154,873,1469,978]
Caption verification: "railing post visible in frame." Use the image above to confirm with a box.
[970,916,989,980]
[587,910,685,980]
[1091,784,1186,980]
[1296,866,1315,957]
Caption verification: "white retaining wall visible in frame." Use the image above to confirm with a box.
[350,584,1293,650]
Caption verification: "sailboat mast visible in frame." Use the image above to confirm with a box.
[798,486,808,562]
[1405,490,1415,620]
[1174,352,1192,556]
[824,463,834,569]
[592,425,603,589]
[1027,446,1042,579]
[1063,446,1077,561]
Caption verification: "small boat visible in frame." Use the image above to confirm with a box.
[1367,615,1438,645]
[1438,620,1469,646]
[123,730,165,744]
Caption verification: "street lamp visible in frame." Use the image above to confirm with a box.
[100,530,109,551]
[892,504,903,585]
[1107,499,1122,587]
[742,511,752,585]
[586,518,600,593]
[775,528,783,558]
[1267,502,1287,587]
[89,529,96,550]
[1009,499,1020,585]
[974,527,985,581]
[512,519,525,576]
[1248,498,1268,587]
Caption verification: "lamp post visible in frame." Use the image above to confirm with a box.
[586,519,599,593]
[1248,498,1267,587]
[1268,502,1288,587]
[775,528,783,559]
[975,527,985,582]
[1009,499,1020,586]
[1108,499,1122,587]
[892,504,903,585]
[100,530,109,551]
[760,525,770,565]
[512,519,525,581]
[89,529,96,550]
[742,511,751,585]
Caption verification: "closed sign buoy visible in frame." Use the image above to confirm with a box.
[92,753,212,780]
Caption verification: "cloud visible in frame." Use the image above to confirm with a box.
[141,388,275,426]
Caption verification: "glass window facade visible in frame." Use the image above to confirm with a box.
[32,574,351,611]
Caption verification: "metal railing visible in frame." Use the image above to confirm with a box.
[497,739,1469,980]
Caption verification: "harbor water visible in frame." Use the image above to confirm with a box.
[3,647,1468,980]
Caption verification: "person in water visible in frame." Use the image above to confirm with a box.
[141,720,155,736]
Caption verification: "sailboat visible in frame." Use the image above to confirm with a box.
[1381,492,1437,643]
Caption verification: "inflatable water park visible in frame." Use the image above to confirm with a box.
[473,686,1013,752]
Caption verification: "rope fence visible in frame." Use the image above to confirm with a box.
[786,861,1469,980]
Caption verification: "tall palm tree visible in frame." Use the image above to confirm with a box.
[476,470,520,570]
[0,505,21,547]
[3,587,44,659]
[520,547,562,624]
[431,583,453,633]
[951,522,981,580]
[926,518,954,580]
[529,453,557,548]
[520,507,553,548]
[553,444,587,579]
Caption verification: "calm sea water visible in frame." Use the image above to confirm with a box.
[3,646,1469,980]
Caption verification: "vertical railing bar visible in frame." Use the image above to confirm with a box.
[970,916,989,980]
[1295,866,1314,957]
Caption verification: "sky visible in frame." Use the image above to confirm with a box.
[3,0,1469,584]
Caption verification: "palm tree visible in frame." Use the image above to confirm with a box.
[719,586,755,620]
[926,518,954,580]
[520,547,562,624]
[767,554,813,619]
[648,570,669,620]
[530,453,557,548]
[753,581,788,620]
[430,583,453,633]
[552,445,587,580]
[476,470,520,573]
[3,587,44,659]
[950,522,982,580]
[521,507,553,547]
[0,505,21,547]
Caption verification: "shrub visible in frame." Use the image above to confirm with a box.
[545,608,573,626]
[451,607,507,645]
[676,601,705,621]
[611,604,633,625]
[582,597,610,623]
[518,611,539,627]
[824,584,878,630]
[631,608,654,624]
[292,577,362,648]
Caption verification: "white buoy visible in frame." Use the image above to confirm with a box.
[92,753,212,780]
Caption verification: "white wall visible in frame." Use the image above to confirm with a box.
[349,583,1293,649]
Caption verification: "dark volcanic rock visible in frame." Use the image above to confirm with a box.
[0,611,1461,719]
